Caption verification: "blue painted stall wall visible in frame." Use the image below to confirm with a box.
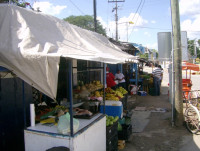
[107,64,122,75]
[0,77,33,151]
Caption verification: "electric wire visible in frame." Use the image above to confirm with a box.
[132,26,171,30]
[134,0,146,26]
[68,0,85,15]
[130,0,143,23]
[128,0,146,40]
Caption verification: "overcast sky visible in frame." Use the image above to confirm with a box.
[26,0,200,50]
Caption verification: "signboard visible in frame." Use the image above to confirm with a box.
[181,31,189,61]
[157,31,189,61]
[157,32,172,61]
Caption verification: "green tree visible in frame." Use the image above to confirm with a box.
[152,49,158,58]
[188,39,195,56]
[0,0,31,8]
[188,39,200,58]
[138,52,148,59]
[64,15,106,36]
[196,39,200,58]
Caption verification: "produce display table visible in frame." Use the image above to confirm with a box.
[25,113,106,151]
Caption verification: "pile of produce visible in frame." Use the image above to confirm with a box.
[85,80,103,92]
[140,74,151,80]
[116,87,128,95]
[106,115,119,127]
[90,91,102,97]
[74,80,103,99]
[88,90,103,101]
[105,93,120,101]
[104,87,125,101]
[35,105,53,121]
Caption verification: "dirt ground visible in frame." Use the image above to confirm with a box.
[119,66,200,151]
[121,94,200,151]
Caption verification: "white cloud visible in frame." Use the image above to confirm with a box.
[100,13,148,41]
[144,32,151,37]
[179,0,200,40]
[181,18,200,39]
[151,20,156,24]
[145,43,158,50]
[33,2,67,16]
[97,16,107,29]
[179,0,200,16]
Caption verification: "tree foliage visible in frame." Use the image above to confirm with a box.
[152,49,158,58]
[0,0,31,8]
[64,15,106,36]
[188,39,200,58]
[138,52,148,59]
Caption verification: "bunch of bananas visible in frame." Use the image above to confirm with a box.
[115,90,123,98]
[105,93,119,101]
[116,87,128,95]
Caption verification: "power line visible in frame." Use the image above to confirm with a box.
[134,0,145,26]
[133,26,171,30]
[187,31,200,33]
[128,0,146,40]
[68,0,85,15]
[130,0,143,22]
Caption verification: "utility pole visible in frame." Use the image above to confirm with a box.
[194,40,197,63]
[115,2,118,41]
[108,0,125,41]
[170,0,183,126]
[126,22,128,42]
[93,0,97,32]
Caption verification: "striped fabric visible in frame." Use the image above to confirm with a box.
[153,68,163,79]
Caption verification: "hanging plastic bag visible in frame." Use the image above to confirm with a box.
[57,112,79,134]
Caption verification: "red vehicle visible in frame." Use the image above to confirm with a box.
[182,61,200,99]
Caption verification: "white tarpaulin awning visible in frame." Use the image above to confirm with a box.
[0,5,137,99]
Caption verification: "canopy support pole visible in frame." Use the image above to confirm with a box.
[103,63,106,114]
[68,59,74,137]
[22,81,27,128]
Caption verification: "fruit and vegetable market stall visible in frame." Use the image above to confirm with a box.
[0,5,138,151]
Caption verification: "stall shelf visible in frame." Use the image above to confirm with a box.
[25,114,106,151]
[0,5,137,151]
[24,59,107,151]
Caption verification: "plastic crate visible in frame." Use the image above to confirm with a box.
[106,133,118,151]
[106,121,118,139]
[118,124,132,141]
[137,91,147,96]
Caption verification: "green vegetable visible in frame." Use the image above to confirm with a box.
[118,122,122,131]
[110,121,113,125]
[114,116,119,122]
[106,121,110,126]
[109,116,114,120]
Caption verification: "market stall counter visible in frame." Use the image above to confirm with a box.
[25,113,106,151]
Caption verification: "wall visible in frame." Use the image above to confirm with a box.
[0,77,33,151]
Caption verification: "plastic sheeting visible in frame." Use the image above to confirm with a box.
[131,43,146,54]
[0,5,137,99]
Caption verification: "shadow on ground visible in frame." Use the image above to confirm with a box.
[122,94,200,151]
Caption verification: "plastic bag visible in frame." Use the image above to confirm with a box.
[57,113,79,134]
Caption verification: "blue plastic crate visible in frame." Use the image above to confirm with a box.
[138,91,147,96]
[100,105,123,118]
